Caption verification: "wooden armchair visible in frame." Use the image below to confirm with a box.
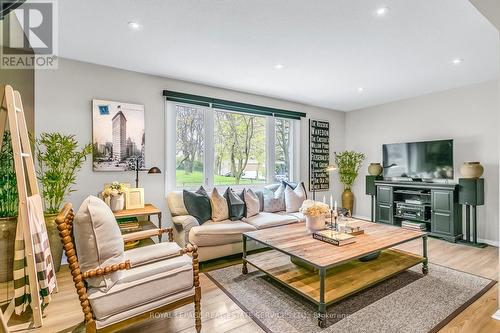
[56,202,201,333]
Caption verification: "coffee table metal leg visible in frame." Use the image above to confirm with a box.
[242,234,248,275]
[318,267,326,328]
[422,235,429,275]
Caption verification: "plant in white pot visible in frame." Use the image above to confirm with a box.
[35,132,92,272]
[102,182,127,212]
[300,200,330,232]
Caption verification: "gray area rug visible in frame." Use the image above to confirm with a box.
[206,262,495,333]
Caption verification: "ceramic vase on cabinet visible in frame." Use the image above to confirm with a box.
[368,163,383,176]
[305,215,325,232]
[110,193,125,212]
[460,162,484,179]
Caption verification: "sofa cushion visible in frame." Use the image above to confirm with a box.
[210,187,229,222]
[278,211,306,222]
[224,188,245,221]
[183,187,211,224]
[88,254,193,321]
[243,189,260,218]
[284,184,306,213]
[263,185,285,212]
[74,195,124,292]
[167,191,188,216]
[243,212,298,230]
[189,220,256,246]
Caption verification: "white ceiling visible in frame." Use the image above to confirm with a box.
[50,0,498,111]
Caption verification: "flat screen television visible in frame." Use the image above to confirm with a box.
[382,139,453,180]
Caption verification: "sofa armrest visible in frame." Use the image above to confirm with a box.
[172,215,199,247]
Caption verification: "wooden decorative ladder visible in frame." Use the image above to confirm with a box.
[0,84,57,329]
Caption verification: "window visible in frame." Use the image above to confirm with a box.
[175,104,205,188]
[214,110,266,185]
[274,118,292,182]
[167,101,300,190]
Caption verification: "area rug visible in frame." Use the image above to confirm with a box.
[205,262,495,333]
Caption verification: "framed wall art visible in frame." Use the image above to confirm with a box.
[92,99,145,172]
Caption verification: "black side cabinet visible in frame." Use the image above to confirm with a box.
[374,181,462,242]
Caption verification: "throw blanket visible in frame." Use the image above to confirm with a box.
[13,194,56,315]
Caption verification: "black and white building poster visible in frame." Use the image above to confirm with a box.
[309,119,330,191]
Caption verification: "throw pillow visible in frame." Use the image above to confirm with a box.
[211,187,229,222]
[243,189,260,218]
[183,186,212,224]
[224,188,245,221]
[74,195,125,292]
[263,184,286,212]
[282,180,308,199]
[284,183,306,212]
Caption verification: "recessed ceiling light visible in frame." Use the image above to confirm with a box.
[452,58,464,65]
[274,63,284,70]
[375,7,390,17]
[128,21,142,30]
[358,87,365,93]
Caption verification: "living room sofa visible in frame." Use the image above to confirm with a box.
[167,185,306,262]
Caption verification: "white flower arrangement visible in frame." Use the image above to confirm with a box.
[102,181,127,198]
[300,200,330,217]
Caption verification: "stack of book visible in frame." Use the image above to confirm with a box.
[117,217,142,234]
[313,229,356,246]
[401,220,427,231]
[119,222,142,233]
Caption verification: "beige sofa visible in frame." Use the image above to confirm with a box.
[167,190,306,262]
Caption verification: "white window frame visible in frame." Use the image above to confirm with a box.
[165,100,300,192]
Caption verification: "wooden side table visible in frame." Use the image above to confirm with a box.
[113,204,169,243]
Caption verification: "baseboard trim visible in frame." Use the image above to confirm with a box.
[352,215,498,247]
[492,309,500,321]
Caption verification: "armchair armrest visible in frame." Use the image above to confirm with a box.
[82,260,131,279]
[172,215,199,247]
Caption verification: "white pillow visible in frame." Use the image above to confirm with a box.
[211,187,229,222]
[244,189,260,218]
[263,184,285,212]
[284,184,306,212]
[74,195,125,292]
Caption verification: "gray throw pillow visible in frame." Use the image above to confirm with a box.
[183,186,212,224]
[224,188,245,221]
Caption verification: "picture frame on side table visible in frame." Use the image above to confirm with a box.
[126,188,145,209]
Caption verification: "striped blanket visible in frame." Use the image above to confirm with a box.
[13,194,56,315]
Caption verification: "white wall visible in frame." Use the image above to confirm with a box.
[35,58,345,225]
[345,80,499,244]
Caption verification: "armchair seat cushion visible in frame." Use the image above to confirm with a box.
[125,242,182,268]
[88,254,193,321]
[189,220,256,246]
[243,212,298,230]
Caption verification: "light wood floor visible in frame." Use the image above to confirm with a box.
[4,237,500,333]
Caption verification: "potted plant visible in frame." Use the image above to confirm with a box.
[102,181,127,212]
[35,132,92,272]
[0,132,18,282]
[335,151,366,213]
[300,199,330,232]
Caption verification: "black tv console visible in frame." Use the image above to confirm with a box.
[373,180,462,242]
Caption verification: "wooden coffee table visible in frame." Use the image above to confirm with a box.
[241,219,428,327]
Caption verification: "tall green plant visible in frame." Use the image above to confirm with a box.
[0,132,18,217]
[335,151,366,190]
[35,133,92,214]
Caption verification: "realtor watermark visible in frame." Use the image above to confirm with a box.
[1,0,58,69]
